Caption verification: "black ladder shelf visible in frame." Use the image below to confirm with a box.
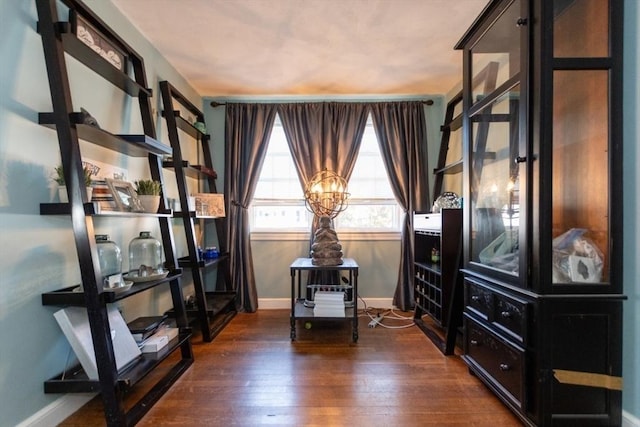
[35,0,193,425]
[413,62,500,355]
[159,80,236,342]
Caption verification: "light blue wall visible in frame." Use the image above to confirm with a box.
[0,0,638,425]
[0,1,201,425]
[622,0,639,421]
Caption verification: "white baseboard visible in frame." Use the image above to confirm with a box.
[624,410,640,427]
[258,297,395,310]
[17,394,95,427]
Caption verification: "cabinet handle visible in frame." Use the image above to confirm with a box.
[471,295,480,302]
[499,363,510,371]
[515,156,527,163]
[500,311,512,319]
[516,17,527,27]
[470,339,479,346]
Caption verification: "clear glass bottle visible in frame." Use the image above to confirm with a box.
[128,231,163,277]
[95,234,122,288]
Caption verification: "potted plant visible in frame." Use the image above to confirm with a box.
[53,164,93,202]
[134,179,162,212]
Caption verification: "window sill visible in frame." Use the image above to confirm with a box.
[250,231,401,241]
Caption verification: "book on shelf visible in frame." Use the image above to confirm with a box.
[313,291,346,317]
[127,315,167,342]
[53,305,141,380]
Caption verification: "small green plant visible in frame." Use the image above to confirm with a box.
[135,179,162,195]
[53,164,92,186]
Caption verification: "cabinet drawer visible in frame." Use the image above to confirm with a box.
[464,278,528,344]
[464,316,525,409]
[493,291,527,344]
[465,280,492,320]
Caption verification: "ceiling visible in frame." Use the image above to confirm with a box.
[111,0,490,98]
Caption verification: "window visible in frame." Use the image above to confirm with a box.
[250,114,402,235]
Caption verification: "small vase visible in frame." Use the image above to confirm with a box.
[138,195,160,213]
[58,185,68,203]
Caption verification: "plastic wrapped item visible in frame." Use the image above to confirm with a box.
[552,228,604,283]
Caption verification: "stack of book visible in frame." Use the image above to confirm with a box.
[313,291,345,317]
[127,315,167,343]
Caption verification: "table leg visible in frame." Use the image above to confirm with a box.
[290,268,296,340]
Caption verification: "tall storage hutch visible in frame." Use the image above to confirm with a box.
[456,0,624,425]
[36,0,193,424]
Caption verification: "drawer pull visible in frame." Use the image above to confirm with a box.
[470,339,479,346]
[471,295,480,302]
[500,311,512,319]
[499,363,510,371]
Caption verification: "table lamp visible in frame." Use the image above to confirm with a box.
[304,169,350,266]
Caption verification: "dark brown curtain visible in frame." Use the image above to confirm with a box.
[369,101,430,310]
[225,103,278,312]
[278,102,369,286]
[277,102,369,185]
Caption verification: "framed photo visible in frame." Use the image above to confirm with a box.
[195,193,226,217]
[106,179,144,212]
[70,11,127,72]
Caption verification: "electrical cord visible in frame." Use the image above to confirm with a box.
[355,294,415,329]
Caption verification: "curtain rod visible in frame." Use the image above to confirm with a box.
[209,99,434,107]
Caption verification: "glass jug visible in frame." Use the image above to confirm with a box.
[95,234,123,288]
[128,231,163,277]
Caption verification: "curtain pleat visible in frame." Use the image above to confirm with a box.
[369,101,430,310]
[225,103,278,312]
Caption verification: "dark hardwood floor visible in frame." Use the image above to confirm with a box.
[59,309,522,426]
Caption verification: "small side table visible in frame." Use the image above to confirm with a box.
[289,257,359,342]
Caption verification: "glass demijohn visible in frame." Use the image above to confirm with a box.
[128,231,163,277]
[95,234,123,288]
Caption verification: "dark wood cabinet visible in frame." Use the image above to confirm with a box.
[36,0,193,425]
[413,209,463,355]
[457,0,624,425]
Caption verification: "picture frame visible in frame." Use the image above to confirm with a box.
[70,11,127,72]
[194,193,226,217]
[106,179,144,212]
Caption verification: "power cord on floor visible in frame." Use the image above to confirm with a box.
[356,294,415,330]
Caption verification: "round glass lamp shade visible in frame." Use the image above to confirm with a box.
[304,170,349,219]
[95,234,122,288]
[128,231,163,276]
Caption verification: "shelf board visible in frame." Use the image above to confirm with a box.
[40,202,173,217]
[38,117,170,157]
[166,291,236,340]
[177,252,229,269]
[415,261,442,274]
[293,299,355,320]
[161,110,208,140]
[59,32,151,97]
[440,114,462,132]
[44,331,192,394]
[162,160,217,178]
[42,271,183,306]
[434,159,463,175]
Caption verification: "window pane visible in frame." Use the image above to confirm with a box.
[250,114,401,232]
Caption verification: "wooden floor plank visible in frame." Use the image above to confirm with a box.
[59,309,522,426]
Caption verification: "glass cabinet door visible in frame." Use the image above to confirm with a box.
[469,86,521,278]
[549,0,612,288]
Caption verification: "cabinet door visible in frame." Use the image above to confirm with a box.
[465,0,528,287]
[538,0,621,294]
